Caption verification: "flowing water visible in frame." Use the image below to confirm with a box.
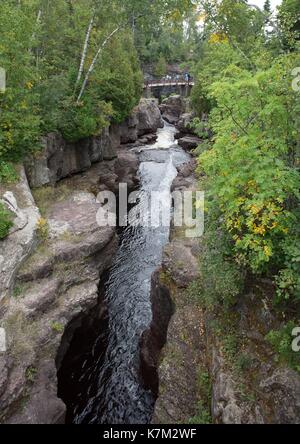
[58,122,190,424]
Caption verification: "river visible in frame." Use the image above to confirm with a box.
[57,122,190,424]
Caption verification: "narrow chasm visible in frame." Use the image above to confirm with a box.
[56,122,190,424]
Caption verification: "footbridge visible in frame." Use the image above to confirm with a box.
[143,79,195,99]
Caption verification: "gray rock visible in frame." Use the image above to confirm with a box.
[177,136,201,151]
[15,278,62,319]
[25,99,157,188]
[0,177,119,423]
[0,167,40,302]
[159,95,185,125]
[120,113,138,144]
[162,239,200,289]
[176,112,196,136]
[0,357,8,398]
[17,255,54,284]
[171,159,197,191]
[260,368,300,424]
[1,191,28,234]
[6,360,66,424]
[25,125,119,188]
[137,98,164,136]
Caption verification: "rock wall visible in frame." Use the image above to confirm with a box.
[25,98,163,189]
[140,160,205,424]
[0,167,41,304]
[0,137,141,423]
[146,160,300,425]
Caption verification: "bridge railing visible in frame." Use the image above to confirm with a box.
[144,76,194,88]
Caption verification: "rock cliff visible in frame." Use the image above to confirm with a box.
[0,100,145,423]
[24,98,163,189]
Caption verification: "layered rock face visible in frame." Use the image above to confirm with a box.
[25,98,163,189]
[0,180,120,423]
[0,104,143,423]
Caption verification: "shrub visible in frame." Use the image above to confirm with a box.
[0,202,13,239]
[198,53,300,301]
[194,219,244,309]
[51,321,64,334]
[36,218,49,241]
[266,321,300,374]
[275,235,300,303]
[0,162,18,184]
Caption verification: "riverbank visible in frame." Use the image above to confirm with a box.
[0,98,166,424]
[144,154,300,425]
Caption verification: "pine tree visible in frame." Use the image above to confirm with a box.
[264,0,271,14]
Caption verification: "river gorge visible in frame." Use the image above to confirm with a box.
[1,97,299,425]
[57,123,190,424]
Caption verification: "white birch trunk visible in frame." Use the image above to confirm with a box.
[76,26,120,103]
[74,14,95,93]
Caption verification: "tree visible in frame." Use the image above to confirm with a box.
[278,0,300,48]
[155,54,167,77]
[264,0,271,15]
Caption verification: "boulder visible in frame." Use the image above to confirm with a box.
[177,135,201,152]
[159,95,185,125]
[260,368,300,424]
[6,360,66,424]
[120,113,139,144]
[136,98,164,136]
[176,112,196,136]
[171,159,197,191]
[162,239,200,289]
[114,149,139,192]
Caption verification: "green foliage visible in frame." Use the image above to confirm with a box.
[1,0,199,167]
[59,97,113,142]
[0,202,13,239]
[92,35,142,124]
[25,366,38,383]
[189,219,244,309]
[189,369,212,424]
[51,321,64,334]
[235,353,255,373]
[132,0,200,64]
[196,53,300,301]
[0,0,144,166]
[266,322,300,374]
[154,54,167,77]
[0,1,41,163]
[36,217,49,241]
[0,162,18,184]
[278,0,300,49]
[191,0,300,311]
[275,233,300,303]
[188,401,212,425]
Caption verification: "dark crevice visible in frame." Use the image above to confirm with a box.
[56,270,111,424]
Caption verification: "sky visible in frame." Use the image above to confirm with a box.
[250,0,282,11]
